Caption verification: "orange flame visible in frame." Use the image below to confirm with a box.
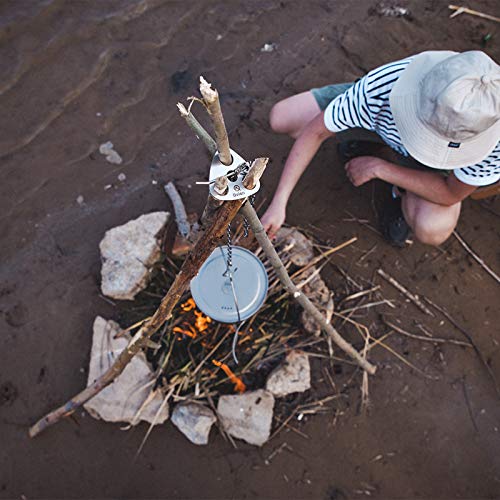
[212,360,246,393]
[194,309,212,332]
[173,324,197,338]
[175,298,212,339]
[181,298,196,312]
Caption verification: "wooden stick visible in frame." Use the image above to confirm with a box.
[178,110,376,374]
[377,268,434,317]
[453,231,500,284]
[29,197,251,438]
[177,103,216,155]
[30,84,267,438]
[448,4,500,23]
[164,181,190,237]
[243,158,269,189]
[241,202,376,375]
[214,175,229,196]
[199,76,231,165]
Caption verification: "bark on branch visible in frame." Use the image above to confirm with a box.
[199,76,231,165]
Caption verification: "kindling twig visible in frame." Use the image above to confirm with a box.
[453,231,500,285]
[377,268,434,317]
[448,4,500,23]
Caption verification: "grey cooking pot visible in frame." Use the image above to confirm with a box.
[190,246,268,323]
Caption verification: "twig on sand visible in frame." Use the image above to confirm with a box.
[424,297,500,398]
[449,4,500,23]
[453,231,500,285]
[377,268,434,317]
[382,318,472,348]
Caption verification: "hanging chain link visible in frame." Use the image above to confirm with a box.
[225,223,233,269]
[222,190,256,364]
[242,194,256,238]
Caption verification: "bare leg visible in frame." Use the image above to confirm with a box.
[402,191,461,246]
[269,91,321,139]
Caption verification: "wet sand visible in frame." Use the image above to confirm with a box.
[1,0,500,498]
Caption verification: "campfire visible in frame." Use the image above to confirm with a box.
[29,76,378,444]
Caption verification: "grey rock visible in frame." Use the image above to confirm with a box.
[171,402,217,445]
[266,350,311,397]
[300,266,334,335]
[84,316,169,425]
[100,212,169,300]
[276,228,314,266]
[217,389,274,446]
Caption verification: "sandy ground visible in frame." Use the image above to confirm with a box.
[1,0,500,498]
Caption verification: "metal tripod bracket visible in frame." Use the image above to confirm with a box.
[209,148,261,201]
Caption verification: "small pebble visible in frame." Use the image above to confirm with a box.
[76,195,84,205]
[152,180,158,185]
[261,43,278,52]
[118,173,126,182]
[104,184,112,190]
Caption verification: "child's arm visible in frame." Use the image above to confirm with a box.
[261,112,334,238]
[345,156,477,205]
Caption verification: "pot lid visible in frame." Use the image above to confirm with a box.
[190,246,268,323]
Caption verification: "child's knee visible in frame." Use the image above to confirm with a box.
[413,217,457,246]
[269,101,288,133]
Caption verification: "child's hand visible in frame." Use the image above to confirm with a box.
[345,156,382,186]
[261,202,286,240]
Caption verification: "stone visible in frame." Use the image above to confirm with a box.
[276,228,314,266]
[100,211,169,300]
[275,228,334,334]
[99,141,123,164]
[171,402,217,445]
[217,389,274,446]
[84,316,169,425]
[266,350,311,397]
[300,266,334,335]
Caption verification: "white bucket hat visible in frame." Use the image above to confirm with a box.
[390,50,500,169]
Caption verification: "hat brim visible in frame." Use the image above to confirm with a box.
[390,51,500,169]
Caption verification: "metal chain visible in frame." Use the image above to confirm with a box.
[226,223,233,269]
[242,194,256,238]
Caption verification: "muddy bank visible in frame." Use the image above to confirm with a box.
[1,0,500,498]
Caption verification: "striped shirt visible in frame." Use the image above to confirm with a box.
[324,57,500,187]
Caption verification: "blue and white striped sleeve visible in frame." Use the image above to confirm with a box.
[323,77,374,133]
[454,143,500,186]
